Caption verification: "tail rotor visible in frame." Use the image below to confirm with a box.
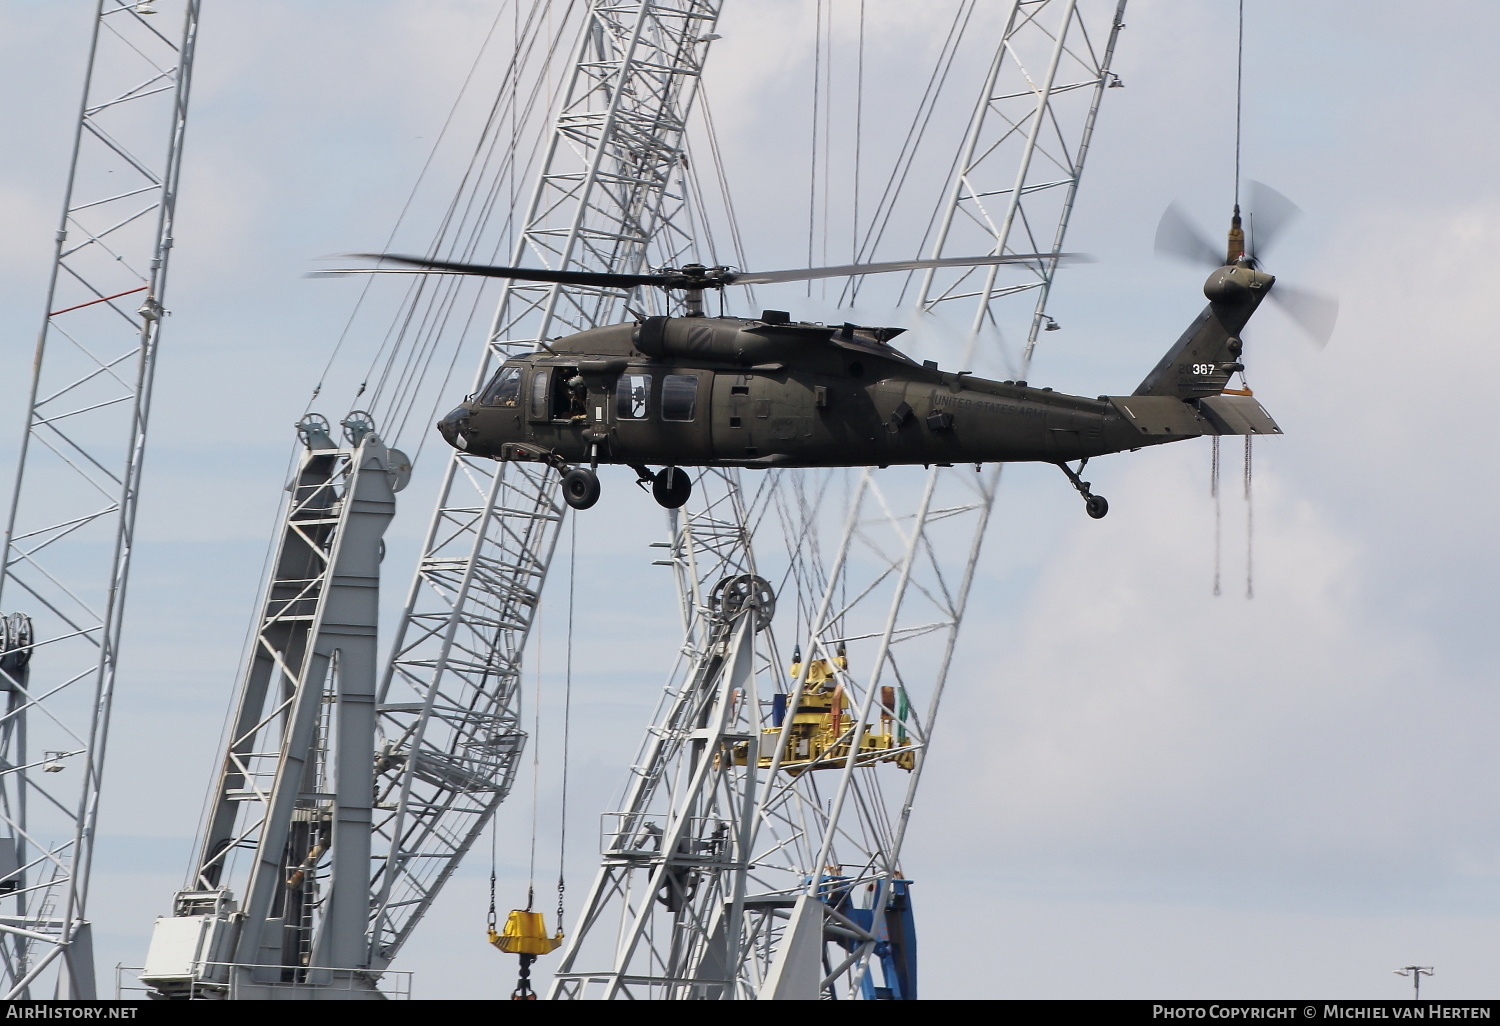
[1152,181,1339,348]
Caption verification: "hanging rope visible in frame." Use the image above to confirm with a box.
[852,0,866,268]
[858,0,979,307]
[487,815,499,937]
[303,1,514,415]
[318,0,576,454]
[1211,436,1222,597]
[1235,0,1255,602]
[806,0,823,295]
[488,586,562,1000]
[1234,0,1245,206]
[527,601,543,907]
[1243,435,1255,599]
[557,515,576,935]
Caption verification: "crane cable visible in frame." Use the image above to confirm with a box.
[527,599,543,912]
[335,0,573,456]
[1209,0,1253,598]
[489,517,576,999]
[1233,0,1255,600]
[1234,0,1244,209]
[558,514,575,937]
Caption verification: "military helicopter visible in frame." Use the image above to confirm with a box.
[337,203,1327,516]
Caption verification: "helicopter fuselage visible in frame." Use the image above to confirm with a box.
[435,261,1283,510]
[443,320,1140,469]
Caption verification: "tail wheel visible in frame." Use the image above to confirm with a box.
[651,466,692,509]
[561,467,601,510]
[1085,494,1109,519]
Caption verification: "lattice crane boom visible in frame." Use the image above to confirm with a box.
[552,0,1128,999]
[0,0,200,999]
[370,0,724,969]
[141,0,725,999]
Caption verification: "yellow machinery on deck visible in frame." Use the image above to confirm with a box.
[736,648,915,773]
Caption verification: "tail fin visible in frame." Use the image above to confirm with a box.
[1134,263,1274,399]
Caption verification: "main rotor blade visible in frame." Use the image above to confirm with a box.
[340,253,669,289]
[1243,180,1302,260]
[728,252,1084,286]
[1269,283,1339,349]
[1154,202,1222,268]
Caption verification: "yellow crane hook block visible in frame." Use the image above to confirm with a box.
[490,910,563,956]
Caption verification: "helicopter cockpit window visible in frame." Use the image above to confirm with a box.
[528,368,551,421]
[661,374,698,422]
[479,365,523,407]
[616,373,651,419]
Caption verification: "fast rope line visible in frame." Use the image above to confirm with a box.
[1211,435,1222,597]
[1243,435,1254,600]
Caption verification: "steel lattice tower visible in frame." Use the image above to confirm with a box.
[370,0,723,971]
[552,0,1128,998]
[0,1,200,999]
[141,0,725,998]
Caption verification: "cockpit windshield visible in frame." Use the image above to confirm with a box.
[478,365,523,406]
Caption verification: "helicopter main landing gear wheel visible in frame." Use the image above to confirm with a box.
[561,466,601,510]
[1055,459,1108,519]
[652,466,692,509]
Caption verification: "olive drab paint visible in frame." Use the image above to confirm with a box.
[436,257,1282,516]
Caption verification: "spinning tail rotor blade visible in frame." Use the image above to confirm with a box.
[1270,282,1339,349]
[1244,180,1302,259]
[1154,202,1222,267]
[729,251,1085,285]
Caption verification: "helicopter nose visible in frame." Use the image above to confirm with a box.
[437,406,471,450]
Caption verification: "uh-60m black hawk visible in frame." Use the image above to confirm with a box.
[341,201,1332,516]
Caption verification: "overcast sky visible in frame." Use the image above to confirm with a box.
[0,0,1497,1001]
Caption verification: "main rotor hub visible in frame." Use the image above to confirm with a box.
[654,264,735,291]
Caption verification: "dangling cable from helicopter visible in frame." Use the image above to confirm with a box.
[1211,436,1222,597]
[1207,0,1258,599]
[1244,435,1255,600]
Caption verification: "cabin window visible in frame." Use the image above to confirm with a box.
[662,374,698,422]
[551,367,587,420]
[616,373,651,419]
[528,368,551,421]
[479,365,522,406]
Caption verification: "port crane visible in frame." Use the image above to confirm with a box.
[551,0,1130,998]
[0,0,200,998]
[137,0,727,999]
[0,0,1131,999]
